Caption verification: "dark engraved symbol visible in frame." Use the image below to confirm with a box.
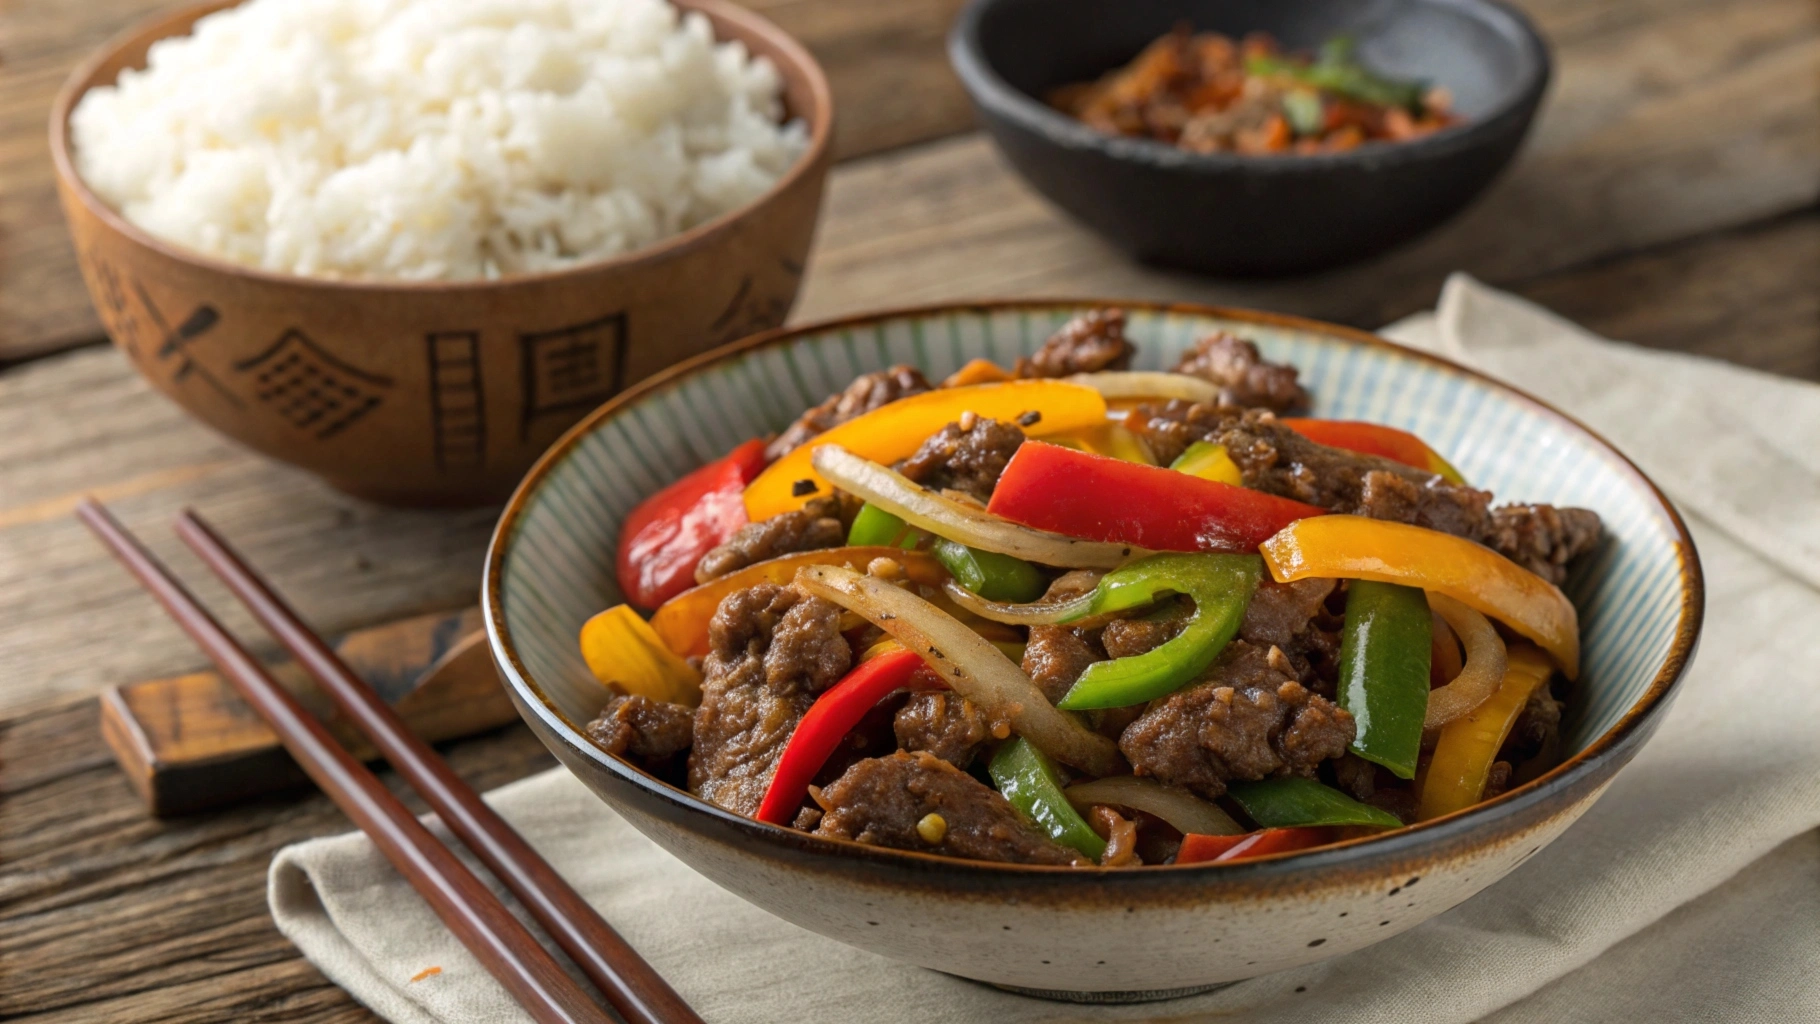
[86,254,238,406]
[709,273,790,347]
[234,328,393,440]
[426,331,486,471]
[519,312,627,440]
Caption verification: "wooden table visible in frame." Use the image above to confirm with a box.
[1,0,1815,1018]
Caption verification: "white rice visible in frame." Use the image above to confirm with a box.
[70,0,809,280]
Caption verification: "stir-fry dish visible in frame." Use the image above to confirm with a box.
[1050,29,1459,155]
[582,310,1602,867]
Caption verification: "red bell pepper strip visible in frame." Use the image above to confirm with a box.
[1281,419,1464,483]
[615,439,768,610]
[985,441,1325,554]
[755,648,930,825]
[1177,827,1331,864]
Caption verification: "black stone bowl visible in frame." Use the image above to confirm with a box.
[948,0,1551,276]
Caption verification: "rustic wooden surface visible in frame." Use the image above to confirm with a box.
[1,0,1816,1018]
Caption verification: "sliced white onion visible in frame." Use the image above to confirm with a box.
[1067,372,1220,405]
[812,445,1140,570]
[1063,776,1244,837]
[1425,592,1509,729]
[795,564,1123,777]
[941,578,1098,625]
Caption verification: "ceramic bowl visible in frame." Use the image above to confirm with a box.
[485,301,1701,999]
[50,0,832,506]
[949,0,1550,276]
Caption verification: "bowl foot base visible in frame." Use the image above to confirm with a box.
[980,979,1240,1004]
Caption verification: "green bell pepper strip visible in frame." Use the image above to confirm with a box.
[1246,36,1428,113]
[847,502,921,549]
[1226,777,1405,830]
[1337,580,1432,779]
[1055,553,1262,711]
[932,537,1047,603]
[988,737,1107,861]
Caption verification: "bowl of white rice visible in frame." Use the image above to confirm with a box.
[52,0,831,505]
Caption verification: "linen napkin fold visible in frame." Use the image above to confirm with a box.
[270,276,1820,1023]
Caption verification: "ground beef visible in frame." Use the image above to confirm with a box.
[1482,505,1604,586]
[1118,641,1355,799]
[1172,332,1309,413]
[766,365,932,460]
[893,690,995,768]
[1101,611,1188,659]
[1330,751,1420,824]
[688,583,850,816]
[812,751,1086,865]
[694,495,845,584]
[896,417,1026,503]
[1015,308,1137,378]
[585,686,695,763]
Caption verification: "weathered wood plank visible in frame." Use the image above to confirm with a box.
[0,0,975,363]
[0,696,552,1022]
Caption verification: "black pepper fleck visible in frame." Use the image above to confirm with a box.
[1017,410,1042,427]
[791,479,818,497]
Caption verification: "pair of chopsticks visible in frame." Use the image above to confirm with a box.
[78,500,703,1024]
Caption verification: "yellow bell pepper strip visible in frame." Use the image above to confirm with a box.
[847,502,922,549]
[648,546,948,658]
[1337,580,1432,779]
[1169,440,1243,486]
[1056,553,1262,710]
[745,380,1108,521]
[989,737,1108,862]
[1225,777,1405,829]
[942,358,1014,388]
[1063,422,1157,465]
[931,537,1047,603]
[1282,418,1465,484]
[1418,644,1554,820]
[578,604,703,707]
[1260,515,1579,678]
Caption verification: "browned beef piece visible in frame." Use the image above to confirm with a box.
[688,583,851,815]
[1239,577,1336,648]
[1330,751,1420,824]
[1173,332,1309,413]
[812,751,1086,865]
[896,417,1026,503]
[694,495,845,584]
[766,365,933,460]
[1022,624,1104,705]
[894,690,994,768]
[1119,641,1354,799]
[1501,686,1564,765]
[1483,505,1604,586]
[585,686,695,762]
[1015,308,1137,378]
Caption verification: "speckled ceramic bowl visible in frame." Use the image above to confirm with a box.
[484,301,1701,999]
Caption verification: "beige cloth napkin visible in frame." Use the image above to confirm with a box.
[270,276,1820,1023]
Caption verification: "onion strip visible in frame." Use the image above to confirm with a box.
[795,564,1123,777]
[813,445,1140,569]
[941,578,1098,625]
[1068,372,1221,405]
[1063,776,1244,836]
[1424,592,1508,729]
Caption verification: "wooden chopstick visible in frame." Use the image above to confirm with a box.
[174,509,704,1024]
[75,499,614,1024]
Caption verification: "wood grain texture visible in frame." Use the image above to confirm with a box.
[0,698,553,1023]
[0,0,973,363]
